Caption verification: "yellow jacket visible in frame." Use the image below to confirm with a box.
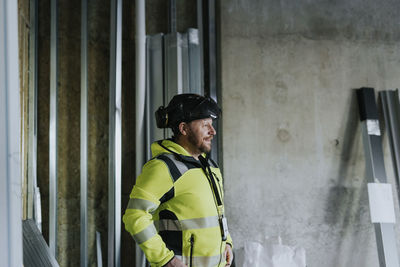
[123,139,233,267]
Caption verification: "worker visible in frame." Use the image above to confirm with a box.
[123,94,233,267]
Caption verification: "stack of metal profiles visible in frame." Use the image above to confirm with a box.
[357,88,400,267]
[146,29,203,157]
[380,90,400,199]
[23,219,59,267]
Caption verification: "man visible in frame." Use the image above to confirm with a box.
[123,94,233,267]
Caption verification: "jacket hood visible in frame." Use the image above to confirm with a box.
[151,139,192,158]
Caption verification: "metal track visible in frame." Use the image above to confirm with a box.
[23,219,59,267]
[357,87,400,267]
[380,90,400,202]
[80,0,89,265]
[49,0,59,258]
[108,0,123,266]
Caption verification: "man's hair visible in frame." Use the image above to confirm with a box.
[171,125,181,138]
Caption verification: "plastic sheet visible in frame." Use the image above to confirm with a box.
[242,237,306,267]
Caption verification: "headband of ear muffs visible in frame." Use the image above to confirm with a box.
[155,94,221,129]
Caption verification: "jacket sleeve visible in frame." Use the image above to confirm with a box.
[122,159,175,267]
[215,167,234,249]
[226,234,233,249]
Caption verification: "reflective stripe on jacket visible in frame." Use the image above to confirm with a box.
[122,139,233,267]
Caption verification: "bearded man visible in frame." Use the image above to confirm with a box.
[123,94,233,267]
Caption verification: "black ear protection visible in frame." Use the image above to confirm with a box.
[155,103,183,128]
[155,106,168,128]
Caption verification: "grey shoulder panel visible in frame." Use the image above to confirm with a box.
[156,153,197,182]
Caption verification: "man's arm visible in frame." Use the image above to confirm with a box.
[123,159,175,267]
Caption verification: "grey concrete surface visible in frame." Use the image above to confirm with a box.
[220,1,400,266]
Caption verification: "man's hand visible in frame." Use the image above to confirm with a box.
[165,256,187,267]
[224,244,233,266]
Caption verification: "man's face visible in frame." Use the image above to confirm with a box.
[185,118,216,154]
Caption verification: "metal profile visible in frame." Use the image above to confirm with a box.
[181,33,190,92]
[96,231,103,267]
[135,0,147,266]
[164,33,183,138]
[201,0,217,99]
[135,0,146,180]
[380,90,400,201]
[196,0,204,94]
[164,30,202,106]
[357,87,400,267]
[28,0,42,234]
[28,0,38,222]
[200,0,220,165]
[23,219,59,267]
[108,0,122,266]
[146,34,164,159]
[164,32,183,103]
[0,1,23,265]
[168,0,177,34]
[49,0,59,258]
[80,0,88,266]
[188,28,202,95]
[34,187,42,232]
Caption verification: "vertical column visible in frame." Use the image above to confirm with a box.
[0,0,23,266]
[202,0,217,98]
[181,33,190,93]
[168,0,177,34]
[196,0,204,94]
[135,0,146,175]
[30,0,42,233]
[80,0,88,266]
[49,0,59,258]
[188,28,202,95]
[135,0,146,266]
[380,90,400,201]
[164,33,183,104]
[357,87,400,267]
[108,0,122,266]
[201,0,221,165]
[146,34,164,158]
[28,0,38,223]
[96,231,103,267]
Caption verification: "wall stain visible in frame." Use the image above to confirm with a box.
[277,128,291,143]
[229,93,245,106]
[273,80,289,104]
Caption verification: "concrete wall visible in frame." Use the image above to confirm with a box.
[220,1,400,266]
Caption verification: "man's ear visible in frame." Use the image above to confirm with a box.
[178,122,188,136]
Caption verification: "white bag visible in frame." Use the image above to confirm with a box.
[243,237,306,267]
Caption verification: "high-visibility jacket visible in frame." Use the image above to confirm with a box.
[123,139,233,267]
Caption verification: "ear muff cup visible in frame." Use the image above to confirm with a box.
[155,106,168,128]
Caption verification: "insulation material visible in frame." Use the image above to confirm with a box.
[243,237,306,267]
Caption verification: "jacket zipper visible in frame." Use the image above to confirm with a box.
[189,234,194,267]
